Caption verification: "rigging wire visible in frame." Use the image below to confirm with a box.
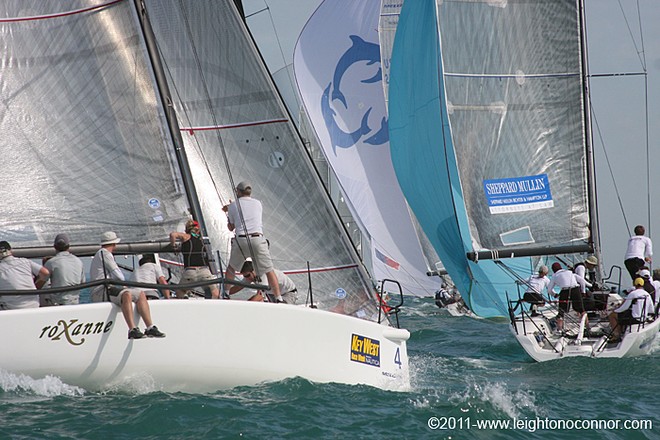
[244,1,300,113]
[614,0,650,234]
[589,104,630,233]
[155,26,227,210]
[634,0,651,236]
[588,0,649,240]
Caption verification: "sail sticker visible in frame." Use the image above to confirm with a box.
[375,248,400,270]
[350,334,380,367]
[268,151,285,168]
[483,174,554,214]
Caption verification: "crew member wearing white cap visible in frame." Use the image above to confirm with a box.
[223,181,283,303]
[636,268,657,304]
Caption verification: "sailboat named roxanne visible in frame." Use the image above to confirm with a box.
[0,0,410,392]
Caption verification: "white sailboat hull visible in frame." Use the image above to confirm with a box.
[445,302,480,319]
[511,313,660,362]
[0,301,410,393]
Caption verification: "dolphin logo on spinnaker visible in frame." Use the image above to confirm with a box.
[321,35,389,154]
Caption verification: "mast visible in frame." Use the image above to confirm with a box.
[131,0,219,272]
[131,0,206,235]
[578,0,601,268]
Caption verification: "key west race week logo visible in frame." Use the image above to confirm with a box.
[350,333,381,367]
[321,35,389,154]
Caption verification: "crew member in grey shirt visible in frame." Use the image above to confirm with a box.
[44,233,86,305]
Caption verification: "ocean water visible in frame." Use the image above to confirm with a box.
[1,296,658,440]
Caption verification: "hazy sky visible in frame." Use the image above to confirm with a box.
[244,0,660,279]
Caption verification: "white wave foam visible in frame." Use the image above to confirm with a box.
[0,369,85,397]
[450,380,543,419]
[648,335,660,354]
[101,371,160,395]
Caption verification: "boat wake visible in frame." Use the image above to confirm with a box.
[0,369,85,398]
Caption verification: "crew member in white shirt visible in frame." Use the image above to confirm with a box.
[130,254,170,299]
[624,225,652,281]
[547,262,585,331]
[223,181,283,303]
[89,231,165,339]
[608,277,654,342]
[573,255,598,290]
[522,265,550,315]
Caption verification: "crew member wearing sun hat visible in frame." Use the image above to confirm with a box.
[223,181,283,303]
[90,231,165,339]
[0,241,50,310]
[169,219,219,299]
[608,277,654,343]
[574,255,598,290]
[89,231,122,303]
[43,233,86,305]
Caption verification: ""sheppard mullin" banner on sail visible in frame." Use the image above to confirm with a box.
[483,174,553,214]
